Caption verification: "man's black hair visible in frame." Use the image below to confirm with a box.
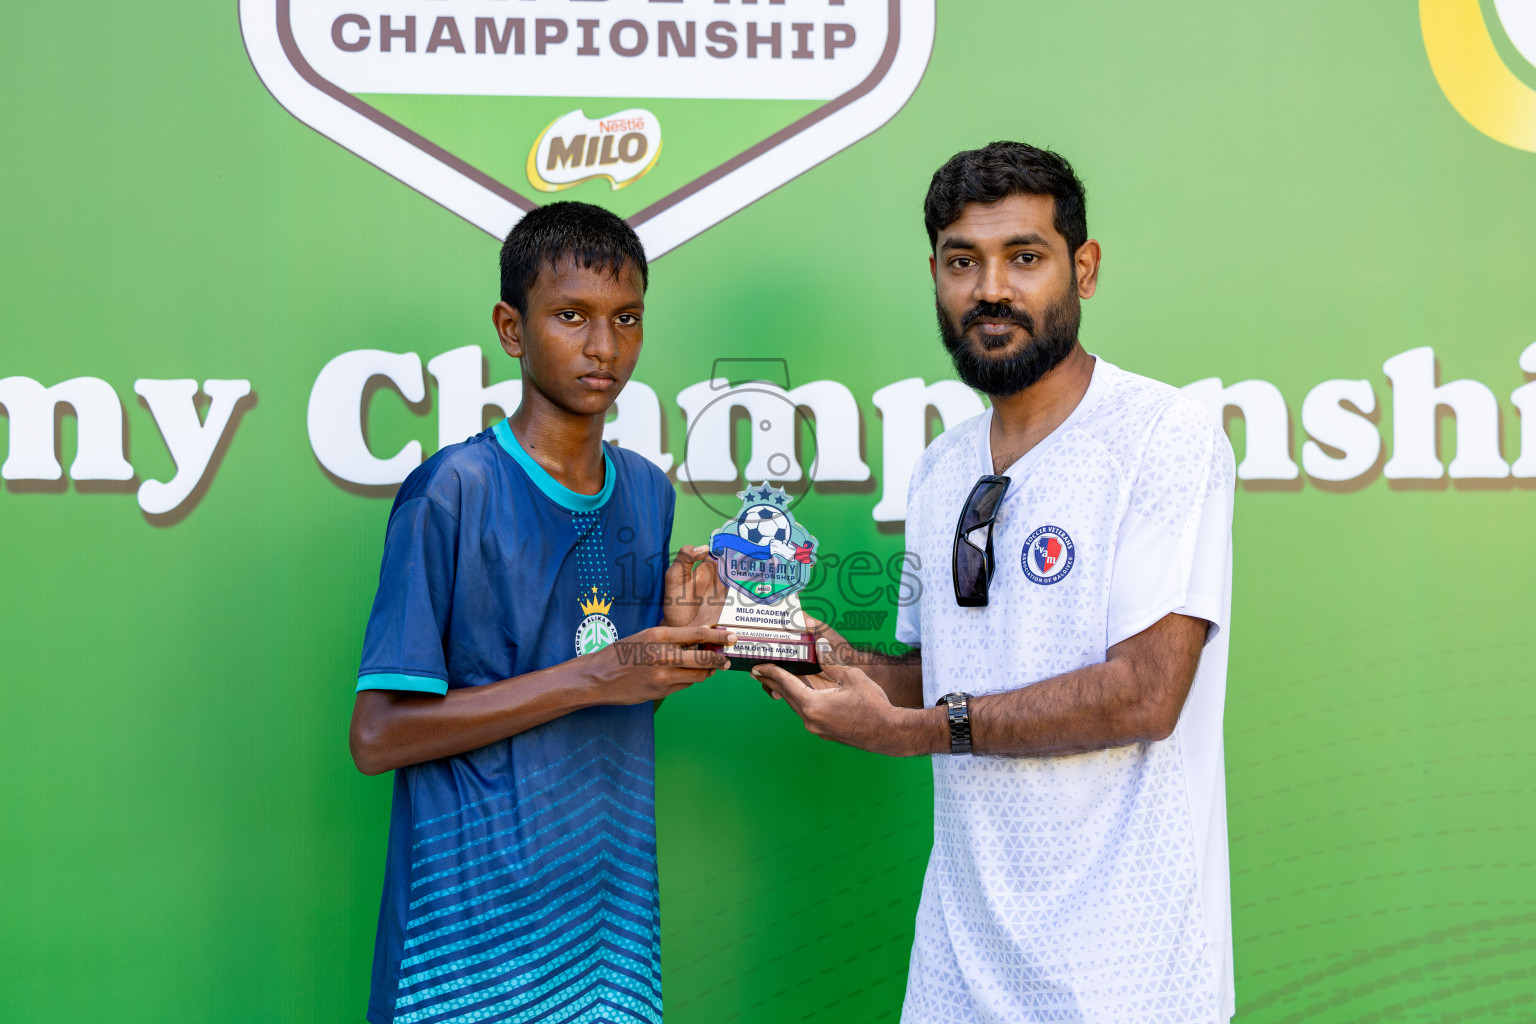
[923,142,1087,254]
[498,201,648,313]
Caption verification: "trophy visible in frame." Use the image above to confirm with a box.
[705,483,821,674]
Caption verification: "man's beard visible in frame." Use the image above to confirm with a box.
[937,285,1081,398]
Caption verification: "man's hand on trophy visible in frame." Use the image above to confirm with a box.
[801,614,856,674]
[756,616,850,700]
[662,544,727,629]
[752,639,914,755]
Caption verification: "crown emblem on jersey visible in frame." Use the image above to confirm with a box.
[579,586,613,616]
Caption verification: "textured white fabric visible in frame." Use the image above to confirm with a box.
[895,358,1236,1024]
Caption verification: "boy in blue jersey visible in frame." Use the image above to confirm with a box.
[349,202,733,1024]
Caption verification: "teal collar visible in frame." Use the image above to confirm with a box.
[493,418,615,512]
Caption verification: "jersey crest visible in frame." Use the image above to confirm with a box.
[1021,525,1075,585]
[576,587,618,655]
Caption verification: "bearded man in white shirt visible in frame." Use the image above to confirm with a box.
[753,141,1238,1024]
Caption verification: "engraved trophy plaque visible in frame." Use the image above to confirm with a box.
[705,483,820,674]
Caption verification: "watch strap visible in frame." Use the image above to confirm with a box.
[936,692,972,755]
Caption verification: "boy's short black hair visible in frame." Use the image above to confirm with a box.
[923,141,1088,255]
[498,202,649,313]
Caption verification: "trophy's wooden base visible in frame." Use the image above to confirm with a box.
[706,626,821,675]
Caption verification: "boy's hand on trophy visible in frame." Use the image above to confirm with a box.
[662,544,727,629]
[593,625,735,703]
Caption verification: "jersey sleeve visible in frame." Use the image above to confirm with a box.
[1106,400,1236,648]
[356,495,459,694]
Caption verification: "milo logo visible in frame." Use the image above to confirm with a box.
[529,109,662,192]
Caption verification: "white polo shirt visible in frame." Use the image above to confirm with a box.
[895,357,1236,1024]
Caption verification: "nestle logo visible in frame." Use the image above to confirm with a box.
[598,118,646,135]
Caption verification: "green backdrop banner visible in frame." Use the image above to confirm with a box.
[3,1,1534,1021]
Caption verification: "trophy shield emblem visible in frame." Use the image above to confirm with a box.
[706,483,820,674]
[240,0,936,258]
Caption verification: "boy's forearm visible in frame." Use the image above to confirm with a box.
[352,624,729,774]
[350,661,602,775]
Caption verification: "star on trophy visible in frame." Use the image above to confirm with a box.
[705,483,820,674]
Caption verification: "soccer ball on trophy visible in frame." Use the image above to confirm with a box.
[737,504,792,550]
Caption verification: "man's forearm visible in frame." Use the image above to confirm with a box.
[847,645,924,709]
[964,660,1180,757]
[761,612,1206,761]
[898,613,1207,758]
[885,661,1178,759]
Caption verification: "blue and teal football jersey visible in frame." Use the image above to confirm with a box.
[357,418,675,1024]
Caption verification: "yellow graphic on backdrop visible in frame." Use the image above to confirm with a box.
[1421,0,1536,151]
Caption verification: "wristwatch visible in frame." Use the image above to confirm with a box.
[936,692,972,755]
